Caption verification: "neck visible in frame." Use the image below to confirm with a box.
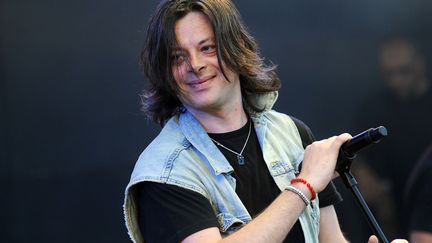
[396,77,430,100]
[185,101,248,133]
[414,77,430,97]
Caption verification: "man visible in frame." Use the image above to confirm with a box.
[405,144,432,243]
[124,1,408,242]
[379,38,430,101]
[352,37,432,238]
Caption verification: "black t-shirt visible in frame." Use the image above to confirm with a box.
[137,117,342,242]
[406,145,432,233]
[408,167,432,232]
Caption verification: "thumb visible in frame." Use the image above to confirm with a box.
[368,235,378,243]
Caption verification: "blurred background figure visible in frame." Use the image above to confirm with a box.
[351,37,432,239]
[405,143,432,243]
[379,38,430,100]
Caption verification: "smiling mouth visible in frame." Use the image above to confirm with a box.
[188,75,215,86]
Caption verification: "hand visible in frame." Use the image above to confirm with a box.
[298,133,352,193]
[368,235,409,243]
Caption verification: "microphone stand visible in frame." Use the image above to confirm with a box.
[337,146,389,243]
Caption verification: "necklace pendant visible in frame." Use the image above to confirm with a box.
[237,154,245,165]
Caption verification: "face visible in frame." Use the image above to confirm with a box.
[171,11,241,114]
[379,41,424,98]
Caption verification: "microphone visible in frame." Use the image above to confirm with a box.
[337,126,388,171]
[337,126,390,243]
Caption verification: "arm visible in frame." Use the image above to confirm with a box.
[183,134,410,243]
[183,133,353,243]
[183,185,313,243]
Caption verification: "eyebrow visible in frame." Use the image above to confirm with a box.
[171,37,215,52]
[198,37,213,45]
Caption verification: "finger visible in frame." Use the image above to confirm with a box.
[340,132,352,139]
[330,133,352,150]
[368,235,378,243]
[337,133,352,144]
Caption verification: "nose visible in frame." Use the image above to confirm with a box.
[188,53,206,74]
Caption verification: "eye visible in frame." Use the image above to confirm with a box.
[201,45,216,54]
[171,53,185,64]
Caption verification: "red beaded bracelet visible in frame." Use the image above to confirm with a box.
[290,178,316,201]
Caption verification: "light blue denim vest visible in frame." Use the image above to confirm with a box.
[123,92,320,243]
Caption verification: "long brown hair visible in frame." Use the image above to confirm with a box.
[140,0,281,126]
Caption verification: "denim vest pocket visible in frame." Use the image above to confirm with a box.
[268,160,296,177]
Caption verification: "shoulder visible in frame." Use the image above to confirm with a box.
[129,116,216,196]
[149,116,188,151]
[258,110,297,129]
[132,117,190,176]
[130,117,205,191]
[259,110,315,145]
[289,117,316,147]
[261,110,309,130]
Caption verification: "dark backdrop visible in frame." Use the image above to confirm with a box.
[2,0,431,242]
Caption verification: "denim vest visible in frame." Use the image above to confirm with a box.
[123,92,320,243]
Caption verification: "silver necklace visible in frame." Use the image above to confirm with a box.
[210,121,252,166]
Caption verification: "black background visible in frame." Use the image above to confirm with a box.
[2,0,431,242]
